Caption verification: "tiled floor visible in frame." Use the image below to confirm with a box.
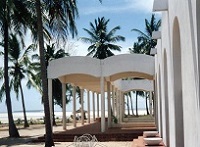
[45,121,157,142]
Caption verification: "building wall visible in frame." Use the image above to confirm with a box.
[156,0,200,146]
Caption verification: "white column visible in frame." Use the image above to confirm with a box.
[116,89,120,121]
[97,93,100,118]
[123,94,125,118]
[87,90,90,123]
[115,88,118,117]
[119,92,123,123]
[48,79,53,128]
[107,82,111,127]
[81,89,84,125]
[73,86,77,127]
[92,92,95,121]
[112,85,115,117]
[149,91,153,116]
[101,76,105,132]
[62,83,66,130]
[154,79,159,128]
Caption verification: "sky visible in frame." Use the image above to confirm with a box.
[0,0,158,113]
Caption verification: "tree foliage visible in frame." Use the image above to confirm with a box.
[129,14,161,55]
[81,17,125,59]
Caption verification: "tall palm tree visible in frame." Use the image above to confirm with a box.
[145,91,150,115]
[125,93,130,116]
[0,0,34,137]
[0,35,37,128]
[129,91,135,116]
[81,17,125,59]
[130,14,161,55]
[8,34,35,128]
[35,0,78,146]
[135,91,144,117]
[126,91,135,116]
[32,43,69,126]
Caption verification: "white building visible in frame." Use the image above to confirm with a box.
[153,0,200,146]
[47,0,200,146]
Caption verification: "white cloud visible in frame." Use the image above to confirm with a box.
[67,38,136,56]
[80,0,154,15]
[127,0,154,13]
[65,39,89,56]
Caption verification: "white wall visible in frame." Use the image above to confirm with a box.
[155,0,200,146]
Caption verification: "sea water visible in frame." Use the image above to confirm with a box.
[0,109,147,124]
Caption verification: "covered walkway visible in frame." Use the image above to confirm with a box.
[47,54,155,133]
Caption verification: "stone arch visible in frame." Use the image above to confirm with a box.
[172,17,184,147]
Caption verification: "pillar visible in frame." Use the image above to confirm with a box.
[107,82,111,127]
[122,93,125,120]
[101,76,105,132]
[116,89,120,121]
[112,85,115,117]
[119,91,123,123]
[48,79,53,128]
[73,86,77,127]
[81,89,84,125]
[62,83,66,130]
[92,91,95,121]
[87,90,90,123]
[149,91,153,116]
[97,93,100,118]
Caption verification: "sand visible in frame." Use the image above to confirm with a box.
[0,123,132,147]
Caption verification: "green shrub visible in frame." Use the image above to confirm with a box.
[112,116,118,124]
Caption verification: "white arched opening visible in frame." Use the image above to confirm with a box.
[172,17,184,147]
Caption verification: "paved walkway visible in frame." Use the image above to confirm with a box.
[0,123,132,147]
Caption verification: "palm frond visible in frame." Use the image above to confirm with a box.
[131,28,149,39]
[107,44,121,51]
[83,28,98,41]
[80,37,95,44]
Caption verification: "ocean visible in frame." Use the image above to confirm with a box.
[0,109,147,124]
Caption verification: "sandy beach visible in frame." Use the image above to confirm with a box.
[0,123,132,147]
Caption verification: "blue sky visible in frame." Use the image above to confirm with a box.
[0,0,157,113]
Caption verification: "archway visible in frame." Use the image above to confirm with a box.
[172,17,184,147]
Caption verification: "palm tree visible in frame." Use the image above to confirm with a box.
[0,0,34,137]
[135,91,144,117]
[129,91,135,116]
[130,14,161,55]
[129,15,161,117]
[0,35,37,128]
[35,0,78,145]
[126,91,135,116]
[145,91,150,115]
[32,43,69,125]
[8,34,36,128]
[125,93,130,116]
[81,17,125,59]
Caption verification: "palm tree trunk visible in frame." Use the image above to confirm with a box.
[136,91,138,117]
[145,92,150,115]
[129,92,135,116]
[3,0,19,137]
[36,0,54,146]
[19,82,29,127]
[52,102,56,126]
[126,95,130,115]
